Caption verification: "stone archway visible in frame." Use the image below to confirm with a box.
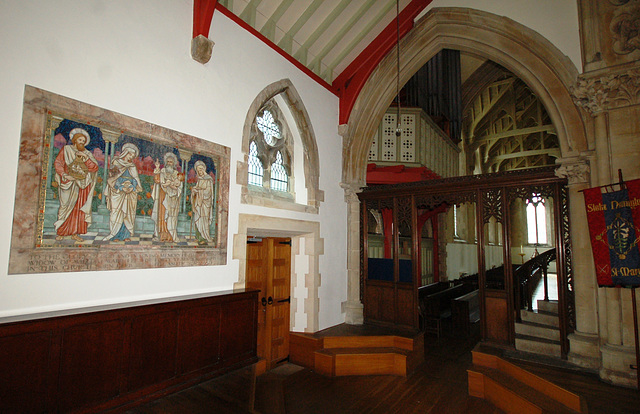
[342,8,587,187]
[340,9,596,365]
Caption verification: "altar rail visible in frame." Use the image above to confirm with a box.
[0,289,259,413]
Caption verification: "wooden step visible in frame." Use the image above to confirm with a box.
[314,347,410,377]
[469,351,585,413]
[468,367,579,413]
[322,335,415,351]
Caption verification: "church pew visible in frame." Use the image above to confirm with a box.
[420,284,467,337]
[451,289,480,336]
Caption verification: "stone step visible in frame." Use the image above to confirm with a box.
[537,299,558,314]
[520,309,559,327]
[515,321,560,341]
[515,334,562,358]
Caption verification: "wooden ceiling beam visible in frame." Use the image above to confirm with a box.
[333,0,433,125]
[193,0,218,38]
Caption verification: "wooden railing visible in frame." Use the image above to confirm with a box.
[514,248,556,317]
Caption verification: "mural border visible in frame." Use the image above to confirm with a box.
[8,85,230,274]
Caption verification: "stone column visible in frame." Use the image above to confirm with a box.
[593,112,624,348]
[556,157,602,369]
[342,183,364,325]
[101,130,121,214]
[178,150,193,214]
[46,116,63,199]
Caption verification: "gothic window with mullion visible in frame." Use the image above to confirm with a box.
[249,102,292,197]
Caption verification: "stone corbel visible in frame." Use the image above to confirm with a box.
[191,0,217,64]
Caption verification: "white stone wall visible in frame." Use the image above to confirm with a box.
[0,0,346,330]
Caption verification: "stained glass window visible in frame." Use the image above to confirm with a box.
[256,110,281,146]
[270,151,288,192]
[248,141,263,186]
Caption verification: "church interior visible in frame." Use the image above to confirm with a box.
[1,1,640,412]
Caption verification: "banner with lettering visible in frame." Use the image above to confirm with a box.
[584,179,640,287]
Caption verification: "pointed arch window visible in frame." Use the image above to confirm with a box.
[239,79,322,213]
[247,103,292,195]
[248,141,263,186]
[526,193,547,245]
[270,151,288,192]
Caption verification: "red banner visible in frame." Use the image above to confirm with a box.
[584,179,640,287]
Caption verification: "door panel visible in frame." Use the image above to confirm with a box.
[246,239,269,361]
[246,237,291,369]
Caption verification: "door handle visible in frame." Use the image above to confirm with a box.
[267,296,273,305]
[278,297,291,303]
[261,297,267,307]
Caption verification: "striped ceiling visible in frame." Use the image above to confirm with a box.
[218,0,414,84]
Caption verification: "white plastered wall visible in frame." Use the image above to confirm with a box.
[0,0,346,331]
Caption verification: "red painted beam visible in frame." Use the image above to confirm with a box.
[332,0,433,125]
[193,0,218,38]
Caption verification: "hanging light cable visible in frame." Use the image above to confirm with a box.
[395,0,402,137]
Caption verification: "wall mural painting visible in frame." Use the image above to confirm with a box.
[9,86,230,274]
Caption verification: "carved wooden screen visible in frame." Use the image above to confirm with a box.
[358,167,572,352]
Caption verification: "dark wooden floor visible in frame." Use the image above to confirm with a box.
[128,322,640,414]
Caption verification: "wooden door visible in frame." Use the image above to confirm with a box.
[245,237,291,369]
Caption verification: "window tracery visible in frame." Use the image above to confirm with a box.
[239,79,323,214]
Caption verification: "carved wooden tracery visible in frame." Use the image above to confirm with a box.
[358,167,573,349]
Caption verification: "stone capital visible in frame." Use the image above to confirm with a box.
[178,149,193,163]
[102,129,121,144]
[571,64,640,115]
[555,158,591,185]
[340,182,363,203]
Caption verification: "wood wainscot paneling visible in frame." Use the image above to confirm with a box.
[395,284,415,327]
[0,289,259,413]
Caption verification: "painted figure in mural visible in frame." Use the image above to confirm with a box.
[152,152,183,242]
[53,128,99,242]
[103,143,142,241]
[191,160,215,245]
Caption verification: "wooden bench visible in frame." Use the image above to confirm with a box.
[451,289,480,336]
[420,284,467,337]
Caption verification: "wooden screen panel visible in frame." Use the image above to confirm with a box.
[396,285,415,327]
[58,320,124,412]
[485,293,509,343]
[220,297,257,363]
[365,282,395,323]
[127,311,179,392]
[0,331,51,413]
[178,304,221,375]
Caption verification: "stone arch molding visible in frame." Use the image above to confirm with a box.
[341,7,588,187]
[239,79,323,213]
